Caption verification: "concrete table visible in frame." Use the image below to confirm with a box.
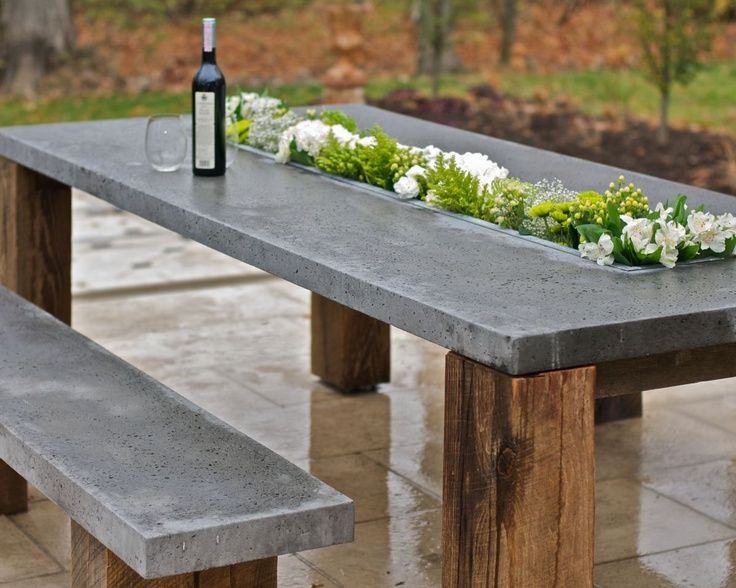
[1,105,736,587]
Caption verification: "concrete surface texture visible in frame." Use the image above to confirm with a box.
[0,191,734,587]
[1,110,736,376]
[0,289,353,579]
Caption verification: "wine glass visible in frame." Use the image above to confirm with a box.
[145,115,187,172]
[226,123,240,169]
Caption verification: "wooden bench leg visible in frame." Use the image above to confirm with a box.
[311,292,390,391]
[0,157,71,514]
[442,353,595,587]
[595,392,643,424]
[0,462,27,515]
[71,521,277,587]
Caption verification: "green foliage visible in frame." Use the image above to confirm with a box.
[526,177,650,247]
[389,149,427,185]
[289,139,315,166]
[488,177,535,230]
[423,155,534,229]
[320,110,359,133]
[314,135,366,182]
[602,177,650,216]
[632,0,716,142]
[315,126,402,190]
[424,155,494,220]
[527,200,575,244]
[227,119,251,143]
[633,0,716,94]
[359,127,401,190]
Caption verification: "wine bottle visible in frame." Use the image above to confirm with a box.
[192,17,226,176]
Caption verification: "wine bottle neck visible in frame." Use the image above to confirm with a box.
[201,17,216,58]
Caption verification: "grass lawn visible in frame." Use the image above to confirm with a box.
[2,62,736,134]
[0,84,322,127]
[496,62,736,134]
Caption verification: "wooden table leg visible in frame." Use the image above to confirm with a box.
[443,353,595,587]
[595,393,642,424]
[0,158,71,514]
[71,521,277,587]
[311,292,390,392]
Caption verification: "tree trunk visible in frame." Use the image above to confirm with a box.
[657,0,673,146]
[413,0,461,78]
[657,89,670,145]
[499,0,518,66]
[0,0,75,97]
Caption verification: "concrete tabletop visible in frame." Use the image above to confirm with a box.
[0,287,353,579]
[0,106,734,375]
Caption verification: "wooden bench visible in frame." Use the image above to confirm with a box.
[0,286,353,586]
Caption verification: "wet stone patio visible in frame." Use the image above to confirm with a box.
[3,191,736,587]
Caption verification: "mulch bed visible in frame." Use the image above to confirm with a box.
[371,86,736,196]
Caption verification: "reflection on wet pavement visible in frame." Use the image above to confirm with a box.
[3,192,736,587]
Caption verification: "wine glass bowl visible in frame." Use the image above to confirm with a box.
[226,123,239,169]
[145,115,187,172]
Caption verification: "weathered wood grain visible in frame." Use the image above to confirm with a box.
[443,352,595,588]
[595,394,643,423]
[0,157,71,515]
[596,342,736,399]
[0,157,71,323]
[71,521,277,587]
[0,461,28,515]
[311,292,390,391]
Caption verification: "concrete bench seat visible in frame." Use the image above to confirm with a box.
[0,287,353,586]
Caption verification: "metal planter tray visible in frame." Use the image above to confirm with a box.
[234,142,730,273]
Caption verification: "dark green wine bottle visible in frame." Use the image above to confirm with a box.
[192,17,226,176]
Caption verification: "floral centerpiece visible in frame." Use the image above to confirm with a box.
[226,93,736,269]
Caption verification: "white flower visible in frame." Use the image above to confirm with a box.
[425,190,440,206]
[654,202,673,221]
[422,145,443,168]
[687,210,727,253]
[275,131,293,164]
[393,175,420,199]
[654,220,686,251]
[446,152,509,187]
[658,246,679,269]
[247,110,302,154]
[272,116,337,166]
[226,96,241,119]
[651,218,687,269]
[579,233,615,266]
[621,215,655,253]
[240,91,260,103]
[290,120,333,158]
[326,125,379,150]
[717,212,736,240]
[328,124,355,147]
[650,219,687,269]
[237,94,283,120]
[405,164,427,179]
[687,210,715,234]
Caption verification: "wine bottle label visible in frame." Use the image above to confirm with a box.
[194,91,215,170]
